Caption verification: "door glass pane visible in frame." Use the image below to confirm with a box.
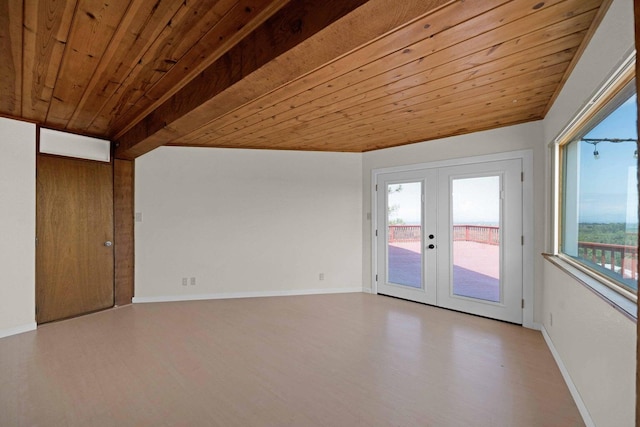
[451,176,500,302]
[387,182,422,288]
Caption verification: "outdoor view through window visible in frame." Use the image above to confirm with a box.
[562,92,638,293]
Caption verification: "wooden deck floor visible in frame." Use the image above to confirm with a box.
[389,241,501,301]
[0,293,582,426]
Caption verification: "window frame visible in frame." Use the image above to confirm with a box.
[551,50,638,310]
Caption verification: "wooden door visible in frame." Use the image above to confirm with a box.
[36,155,114,324]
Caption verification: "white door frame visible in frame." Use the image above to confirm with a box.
[371,149,535,329]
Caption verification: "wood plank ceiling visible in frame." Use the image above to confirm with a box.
[0,0,609,159]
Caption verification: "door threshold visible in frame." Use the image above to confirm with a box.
[377,293,522,326]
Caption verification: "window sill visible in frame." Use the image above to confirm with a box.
[542,253,637,322]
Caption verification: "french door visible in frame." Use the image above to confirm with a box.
[375,159,523,324]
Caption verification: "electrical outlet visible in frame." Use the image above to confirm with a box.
[190,277,196,286]
[319,273,325,281]
[182,278,188,286]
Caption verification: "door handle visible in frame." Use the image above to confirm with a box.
[428,244,435,249]
[104,241,113,247]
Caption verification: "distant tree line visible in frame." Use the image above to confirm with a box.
[578,223,638,246]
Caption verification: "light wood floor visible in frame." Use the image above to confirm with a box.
[0,293,583,426]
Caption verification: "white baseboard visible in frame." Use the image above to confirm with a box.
[0,322,37,339]
[133,287,364,304]
[541,326,594,427]
[525,321,542,331]
[362,287,373,294]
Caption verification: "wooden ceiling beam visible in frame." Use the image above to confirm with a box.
[92,0,291,137]
[114,0,368,159]
[114,0,453,159]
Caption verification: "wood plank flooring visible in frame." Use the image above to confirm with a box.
[0,293,584,426]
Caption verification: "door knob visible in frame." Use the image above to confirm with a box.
[428,244,435,249]
[428,234,435,239]
[104,241,113,247]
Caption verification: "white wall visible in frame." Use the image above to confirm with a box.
[543,262,635,427]
[362,121,546,323]
[135,147,363,301]
[541,0,636,426]
[0,117,36,337]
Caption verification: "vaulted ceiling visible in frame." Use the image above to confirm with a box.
[0,0,609,159]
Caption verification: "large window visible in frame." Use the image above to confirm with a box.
[557,56,638,300]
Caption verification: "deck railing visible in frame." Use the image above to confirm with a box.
[388,224,499,245]
[577,241,638,279]
[387,225,638,280]
[388,225,422,242]
[452,225,499,245]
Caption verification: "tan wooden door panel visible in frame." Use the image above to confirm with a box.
[36,155,114,323]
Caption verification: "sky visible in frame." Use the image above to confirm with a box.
[578,94,638,224]
[452,176,499,225]
[387,182,422,225]
[387,176,500,225]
